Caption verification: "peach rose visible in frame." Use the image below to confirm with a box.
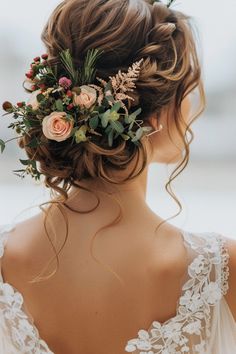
[73,85,97,109]
[27,89,41,110]
[42,112,74,142]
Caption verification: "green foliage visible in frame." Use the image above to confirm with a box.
[59,49,79,85]
[89,115,99,130]
[78,48,104,85]
[55,99,64,111]
[0,139,5,153]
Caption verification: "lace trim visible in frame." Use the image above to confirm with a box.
[0,224,54,354]
[218,236,230,296]
[125,231,230,354]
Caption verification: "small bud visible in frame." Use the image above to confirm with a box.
[17,102,24,108]
[41,53,48,60]
[66,90,73,98]
[72,87,81,95]
[33,56,41,62]
[2,101,13,112]
[38,83,46,90]
[25,70,34,79]
[31,85,37,91]
[67,104,74,110]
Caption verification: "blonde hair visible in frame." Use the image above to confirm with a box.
[18,0,206,285]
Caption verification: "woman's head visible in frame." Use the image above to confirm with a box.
[19,0,205,193]
[18,0,206,284]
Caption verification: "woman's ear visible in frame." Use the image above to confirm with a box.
[146,112,160,131]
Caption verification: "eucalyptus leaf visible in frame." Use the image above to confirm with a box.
[110,102,121,113]
[89,115,99,130]
[105,125,112,134]
[55,99,64,111]
[110,120,124,133]
[108,129,114,147]
[121,134,130,141]
[100,111,110,128]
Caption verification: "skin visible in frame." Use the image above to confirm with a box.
[0,96,235,354]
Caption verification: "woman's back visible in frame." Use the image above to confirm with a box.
[0,203,236,354]
[0,206,189,354]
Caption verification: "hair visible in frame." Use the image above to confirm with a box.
[18,0,206,286]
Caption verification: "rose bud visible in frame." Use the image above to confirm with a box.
[31,85,37,91]
[25,70,34,79]
[41,53,48,60]
[67,103,74,110]
[38,83,46,90]
[42,60,48,66]
[2,101,13,112]
[17,102,24,108]
[33,56,41,62]
[66,90,73,98]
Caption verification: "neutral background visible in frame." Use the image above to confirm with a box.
[0,0,235,236]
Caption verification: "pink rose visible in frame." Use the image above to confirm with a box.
[27,89,42,110]
[73,85,97,109]
[42,112,74,142]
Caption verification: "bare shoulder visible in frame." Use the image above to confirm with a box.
[149,222,188,279]
[223,235,236,322]
[0,212,52,284]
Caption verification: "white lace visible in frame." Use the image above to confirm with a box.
[125,231,230,354]
[0,225,230,354]
[0,224,54,354]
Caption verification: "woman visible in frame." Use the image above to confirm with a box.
[0,0,235,353]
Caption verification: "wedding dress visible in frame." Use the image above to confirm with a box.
[0,223,235,354]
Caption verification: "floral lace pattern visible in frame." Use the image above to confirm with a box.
[0,224,54,354]
[125,231,230,354]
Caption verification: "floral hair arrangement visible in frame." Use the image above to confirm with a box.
[1,48,164,181]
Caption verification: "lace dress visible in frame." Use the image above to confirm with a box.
[0,223,235,354]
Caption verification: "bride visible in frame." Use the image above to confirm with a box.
[0,0,235,353]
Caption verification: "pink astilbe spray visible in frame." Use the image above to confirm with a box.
[96,58,144,114]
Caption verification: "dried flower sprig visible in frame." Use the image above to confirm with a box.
[1,49,157,181]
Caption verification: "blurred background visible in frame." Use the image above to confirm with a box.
[0,0,235,236]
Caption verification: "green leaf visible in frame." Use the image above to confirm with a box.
[36,94,45,103]
[110,120,124,133]
[110,102,121,113]
[59,49,79,85]
[108,129,114,147]
[26,137,41,148]
[105,125,112,134]
[0,139,6,153]
[105,95,115,104]
[19,159,30,166]
[131,127,143,142]
[78,48,104,85]
[55,99,64,111]
[121,133,130,140]
[89,115,99,130]
[124,115,130,124]
[129,108,142,119]
[100,111,110,128]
